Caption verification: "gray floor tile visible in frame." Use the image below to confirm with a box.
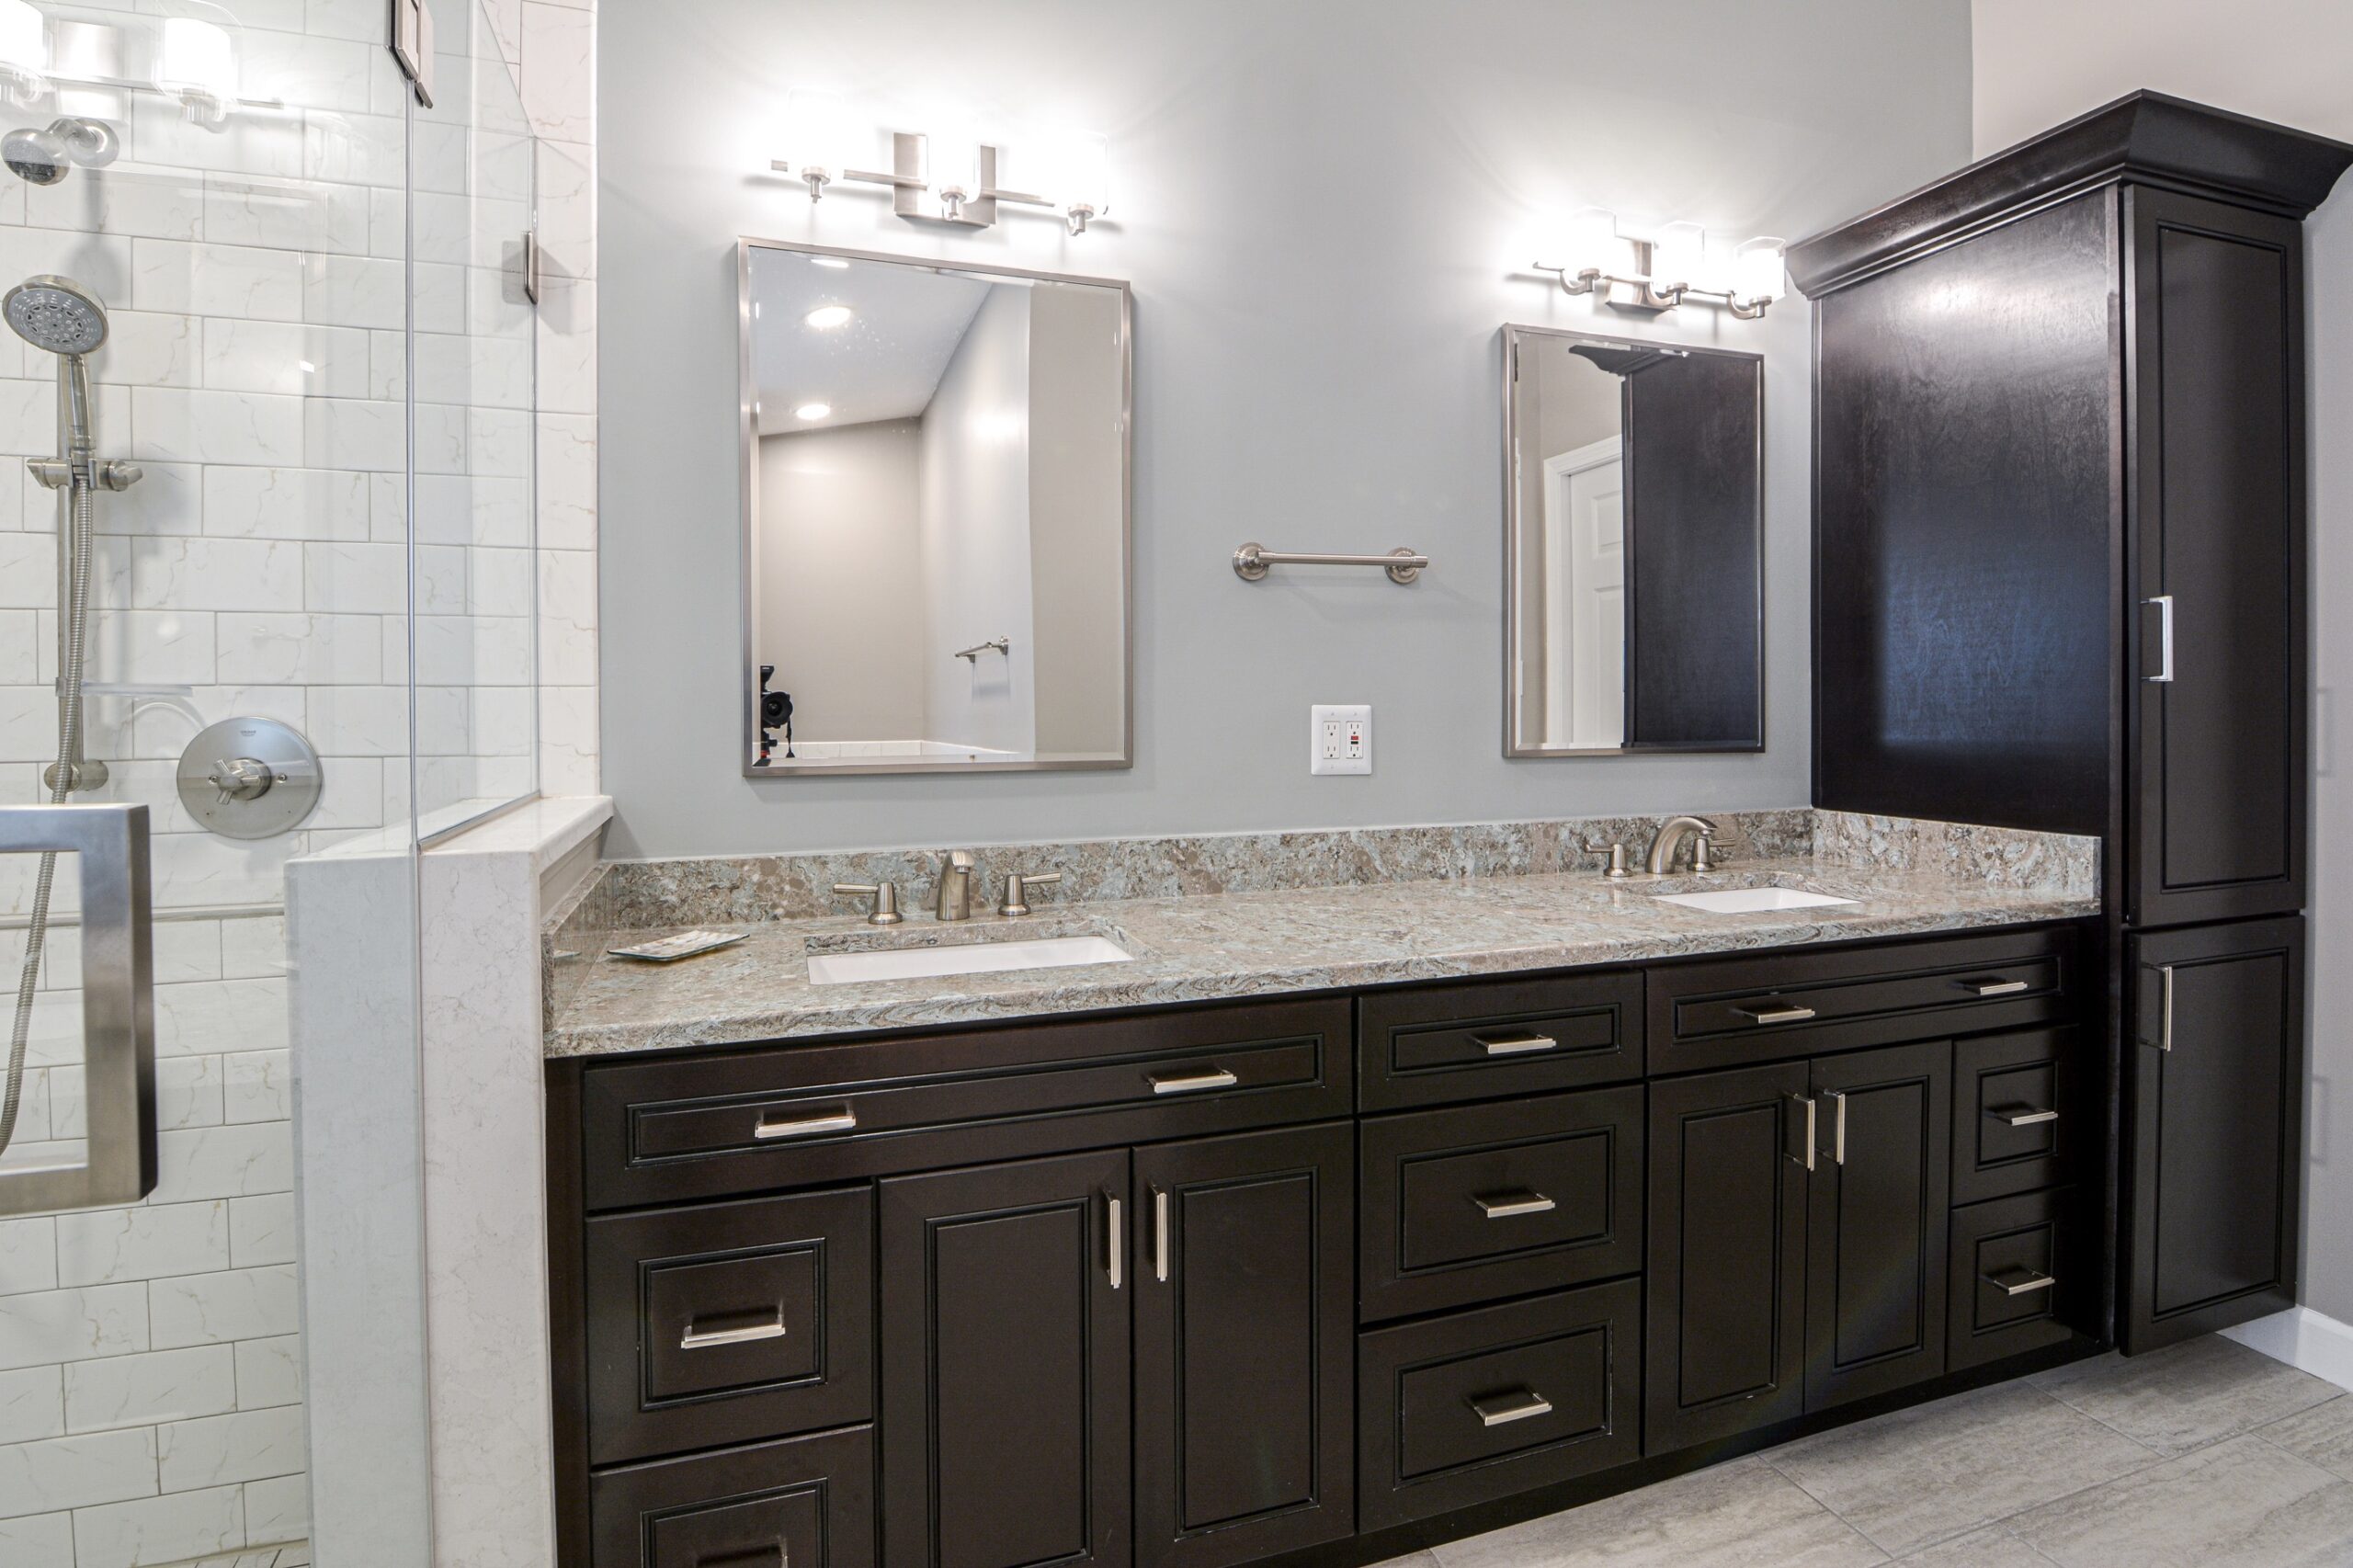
[2010,1432,2353,1567]
[2029,1335,2340,1457]
[1762,1381,2156,1556]
[1892,1525,2060,1566]
[2260,1392,2353,1480]
[1431,1454,1888,1568]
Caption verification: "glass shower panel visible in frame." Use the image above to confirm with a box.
[412,12,537,837]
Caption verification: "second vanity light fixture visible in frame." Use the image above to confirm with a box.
[1537,208,1787,320]
[771,87,1112,235]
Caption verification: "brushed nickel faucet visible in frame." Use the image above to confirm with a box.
[1645,816,1720,876]
[933,850,978,921]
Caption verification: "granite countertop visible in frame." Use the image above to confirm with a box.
[544,847,2099,1059]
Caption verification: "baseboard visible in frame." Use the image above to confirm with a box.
[2223,1306,2353,1392]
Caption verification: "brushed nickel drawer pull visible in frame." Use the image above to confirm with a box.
[1989,1104,2060,1127]
[1474,1031,1559,1056]
[1984,1267,2056,1297]
[1735,1001,1817,1026]
[1785,1094,1816,1172]
[1965,978,2031,996]
[1107,1193,1123,1290]
[1149,1067,1239,1095]
[1468,1389,1553,1426]
[680,1312,788,1350]
[753,1108,858,1141]
[1474,1190,1558,1220]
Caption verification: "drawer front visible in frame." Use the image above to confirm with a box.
[1360,1087,1643,1322]
[590,1425,875,1568]
[585,1187,873,1464]
[1358,1279,1641,1533]
[1952,1028,2090,1204]
[1948,1187,2094,1371]
[582,998,1352,1209]
[1358,971,1643,1111]
[1648,926,2080,1074]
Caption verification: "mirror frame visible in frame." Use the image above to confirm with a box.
[737,236,1137,778]
[1500,324,1766,759]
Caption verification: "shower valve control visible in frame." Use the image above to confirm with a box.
[209,756,278,803]
[176,718,323,840]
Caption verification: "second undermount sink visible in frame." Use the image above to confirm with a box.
[1653,886,1860,915]
[806,933,1135,986]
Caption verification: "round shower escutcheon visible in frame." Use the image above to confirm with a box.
[176,717,324,840]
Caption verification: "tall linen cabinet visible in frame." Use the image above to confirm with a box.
[1790,91,2351,1353]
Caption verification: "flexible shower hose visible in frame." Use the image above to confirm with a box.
[1,474,92,1156]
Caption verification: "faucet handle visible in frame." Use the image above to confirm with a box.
[1691,825,1720,873]
[834,881,903,926]
[1000,870,1062,917]
[1579,841,1631,881]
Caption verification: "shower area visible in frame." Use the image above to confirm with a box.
[0,0,544,1562]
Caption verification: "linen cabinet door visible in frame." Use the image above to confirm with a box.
[1644,1063,1811,1454]
[2124,918,2302,1353]
[1132,1122,1355,1568]
[2125,187,2306,926]
[1803,1041,1952,1411]
[879,1151,1132,1568]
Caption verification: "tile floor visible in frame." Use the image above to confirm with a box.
[1381,1335,2353,1567]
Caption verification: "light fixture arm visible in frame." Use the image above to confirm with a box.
[772,124,1107,235]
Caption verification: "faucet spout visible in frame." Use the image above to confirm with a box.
[933,849,978,922]
[1645,815,1720,876]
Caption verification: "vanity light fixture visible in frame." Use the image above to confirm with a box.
[794,403,831,421]
[770,91,1113,235]
[0,0,46,106]
[1537,206,1787,320]
[155,16,236,127]
[803,304,853,329]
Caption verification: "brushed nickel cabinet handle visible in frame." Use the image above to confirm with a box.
[1965,978,2030,996]
[1474,1190,1558,1220]
[2145,593,2174,683]
[680,1312,788,1350]
[1984,1267,2056,1297]
[2158,964,2176,1051]
[1468,1389,1554,1426]
[753,1108,858,1141]
[1153,1187,1169,1282]
[1107,1194,1123,1290]
[1989,1105,2060,1127]
[1785,1094,1816,1172]
[1827,1090,1847,1166]
[1149,1067,1238,1095]
[1735,1002,1817,1026]
[1474,1031,1559,1056]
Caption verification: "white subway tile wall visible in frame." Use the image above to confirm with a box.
[0,0,597,1561]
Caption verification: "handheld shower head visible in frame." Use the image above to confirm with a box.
[5,275,108,356]
[2,118,118,187]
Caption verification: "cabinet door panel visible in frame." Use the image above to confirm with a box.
[1133,1122,1354,1568]
[1805,1042,1951,1410]
[2127,187,2306,925]
[1645,1063,1810,1453]
[2125,918,2302,1352]
[880,1151,1131,1568]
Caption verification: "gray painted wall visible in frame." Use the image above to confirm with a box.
[599,0,1972,857]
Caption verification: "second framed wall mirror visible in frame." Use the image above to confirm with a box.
[1505,326,1764,757]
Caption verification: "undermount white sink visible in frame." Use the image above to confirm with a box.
[806,934,1135,986]
[1653,887,1860,915]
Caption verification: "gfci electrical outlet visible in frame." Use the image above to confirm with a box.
[1311,704,1371,776]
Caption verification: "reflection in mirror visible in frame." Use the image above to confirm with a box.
[1506,326,1763,756]
[741,243,1131,774]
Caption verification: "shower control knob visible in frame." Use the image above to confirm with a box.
[208,756,277,803]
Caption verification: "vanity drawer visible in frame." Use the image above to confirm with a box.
[1359,1086,1643,1322]
[1358,971,1643,1110]
[1647,926,2080,1074]
[1357,1279,1641,1532]
[580,998,1352,1210]
[1948,1187,2095,1371]
[585,1187,872,1464]
[589,1425,875,1568]
[1951,1028,2090,1204]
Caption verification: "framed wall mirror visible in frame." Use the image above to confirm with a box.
[1504,326,1764,756]
[739,240,1133,775]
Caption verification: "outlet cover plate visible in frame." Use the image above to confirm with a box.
[1311,704,1371,776]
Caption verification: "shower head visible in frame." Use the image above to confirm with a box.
[5,276,108,356]
[3,118,119,187]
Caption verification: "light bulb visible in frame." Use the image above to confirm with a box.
[156,17,236,122]
[926,116,979,199]
[0,0,45,91]
[1650,222,1706,292]
[1733,237,1787,304]
[1538,207,1618,278]
[784,87,851,184]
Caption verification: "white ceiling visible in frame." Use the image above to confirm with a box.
[748,248,995,435]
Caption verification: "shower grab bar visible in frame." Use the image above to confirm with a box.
[954,638,1011,662]
[0,802,155,1216]
[1232,542,1427,585]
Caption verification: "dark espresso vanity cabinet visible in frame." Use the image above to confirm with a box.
[1792,92,2352,1355]
[548,922,2103,1568]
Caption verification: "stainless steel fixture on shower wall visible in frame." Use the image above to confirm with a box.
[0,272,155,1207]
